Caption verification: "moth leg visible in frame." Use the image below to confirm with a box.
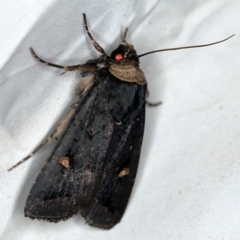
[145,89,162,107]
[30,48,97,73]
[145,100,162,107]
[30,47,65,69]
[82,13,107,56]
[8,102,79,171]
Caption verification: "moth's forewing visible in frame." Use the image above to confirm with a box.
[81,71,146,229]
[24,89,99,221]
[25,69,147,228]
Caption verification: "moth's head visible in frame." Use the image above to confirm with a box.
[106,28,145,85]
[109,28,138,63]
[110,42,138,63]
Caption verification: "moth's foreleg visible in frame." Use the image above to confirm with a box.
[8,102,79,171]
[30,47,65,69]
[30,48,97,74]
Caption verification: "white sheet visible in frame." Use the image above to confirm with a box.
[1,0,240,239]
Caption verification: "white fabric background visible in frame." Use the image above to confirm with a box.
[0,0,239,239]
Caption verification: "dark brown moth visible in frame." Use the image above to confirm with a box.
[8,13,234,229]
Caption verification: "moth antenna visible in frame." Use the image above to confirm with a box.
[83,13,107,56]
[122,28,128,42]
[138,34,235,58]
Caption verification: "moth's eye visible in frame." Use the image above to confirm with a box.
[115,54,123,60]
[111,49,124,61]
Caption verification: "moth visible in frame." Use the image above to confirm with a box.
[8,13,233,229]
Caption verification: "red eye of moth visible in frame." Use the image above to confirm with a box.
[115,53,123,60]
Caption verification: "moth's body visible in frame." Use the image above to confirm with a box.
[24,15,147,229]
[25,65,146,228]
